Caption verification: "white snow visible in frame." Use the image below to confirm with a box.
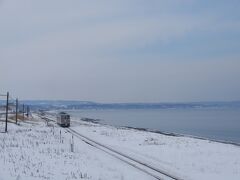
[0,114,240,180]
[70,118,240,180]
[0,118,152,180]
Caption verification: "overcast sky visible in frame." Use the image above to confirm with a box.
[0,0,240,102]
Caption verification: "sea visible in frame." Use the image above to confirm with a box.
[66,104,240,144]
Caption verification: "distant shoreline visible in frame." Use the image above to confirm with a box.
[80,117,240,147]
[2,100,240,111]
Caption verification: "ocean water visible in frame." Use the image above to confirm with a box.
[67,107,240,143]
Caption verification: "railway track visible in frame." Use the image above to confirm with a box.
[38,114,184,180]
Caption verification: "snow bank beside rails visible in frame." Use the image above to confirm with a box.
[70,118,240,180]
[0,118,151,180]
[1,114,240,180]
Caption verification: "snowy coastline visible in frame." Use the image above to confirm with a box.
[80,117,240,147]
[0,115,240,180]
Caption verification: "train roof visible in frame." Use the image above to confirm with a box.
[58,112,69,115]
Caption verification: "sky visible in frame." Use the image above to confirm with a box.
[0,0,240,103]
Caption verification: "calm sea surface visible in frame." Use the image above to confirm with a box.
[67,108,240,143]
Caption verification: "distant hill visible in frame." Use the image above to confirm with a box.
[1,100,239,111]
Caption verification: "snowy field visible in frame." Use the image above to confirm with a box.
[0,115,240,180]
[70,117,240,180]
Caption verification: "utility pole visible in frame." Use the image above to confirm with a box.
[26,106,29,117]
[16,98,18,124]
[5,92,9,133]
[22,104,25,120]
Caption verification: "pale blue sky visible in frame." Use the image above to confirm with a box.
[0,0,240,102]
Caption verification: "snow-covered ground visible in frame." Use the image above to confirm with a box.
[0,115,240,180]
[70,118,240,180]
[0,118,152,180]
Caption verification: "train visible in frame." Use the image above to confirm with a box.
[57,112,70,127]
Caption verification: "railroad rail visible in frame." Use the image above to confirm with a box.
[38,114,184,180]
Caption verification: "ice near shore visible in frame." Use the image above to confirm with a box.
[0,114,240,180]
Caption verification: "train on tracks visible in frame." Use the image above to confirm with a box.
[57,112,70,127]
